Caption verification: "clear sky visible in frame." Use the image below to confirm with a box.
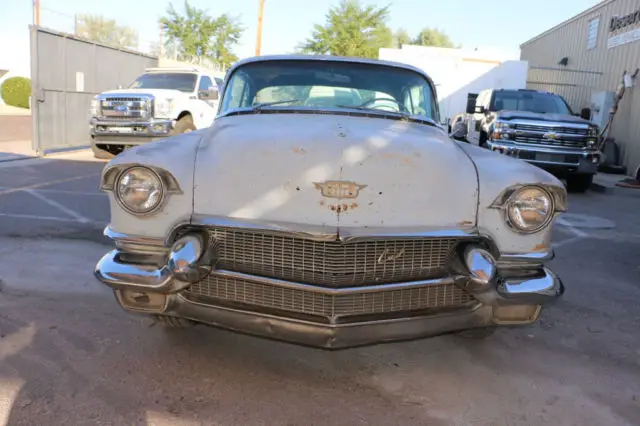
[1,0,602,76]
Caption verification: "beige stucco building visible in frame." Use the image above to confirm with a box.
[520,0,640,174]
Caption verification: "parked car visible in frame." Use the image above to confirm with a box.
[89,67,223,159]
[94,55,566,349]
[464,88,601,192]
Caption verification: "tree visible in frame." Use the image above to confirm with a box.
[393,28,411,48]
[160,0,243,70]
[75,14,138,50]
[299,0,393,58]
[412,28,455,48]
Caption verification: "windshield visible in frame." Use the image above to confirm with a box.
[491,91,573,115]
[219,60,439,122]
[129,73,197,92]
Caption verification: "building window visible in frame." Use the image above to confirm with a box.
[587,17,600,50]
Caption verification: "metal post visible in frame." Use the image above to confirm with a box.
[255,0,265,56]
[33,0,40,26]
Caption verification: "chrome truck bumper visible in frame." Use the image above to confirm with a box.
[90,118,174,157]
[95,227,564,349]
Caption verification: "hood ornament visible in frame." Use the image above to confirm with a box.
[314,180,367,199]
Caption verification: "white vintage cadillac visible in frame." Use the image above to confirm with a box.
[95,55,567,348]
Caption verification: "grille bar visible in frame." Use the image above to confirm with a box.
[206,228,461,287]
[184,274,475,320]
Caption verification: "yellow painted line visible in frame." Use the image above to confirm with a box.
[0,173,100,196]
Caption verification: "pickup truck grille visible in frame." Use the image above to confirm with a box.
[204,228,462,287]
[97,94,153,120]
[510,123,591,148]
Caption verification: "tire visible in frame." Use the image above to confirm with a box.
[454,326,496,339]
[566,174,594,193]
[152,314,195,328]
[479,131,488,148]
[170,115,196,136]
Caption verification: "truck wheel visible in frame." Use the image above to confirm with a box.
[171,115,196,136]
[566,174,594,193]
[479,131,488,148]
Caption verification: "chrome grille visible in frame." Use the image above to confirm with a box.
[184,275,475,319]
[206,228,461,287]
[510,123,590,149]
[511,123,589,135]
[98,95,152,120]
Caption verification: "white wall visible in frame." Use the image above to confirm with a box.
[379,45,529,121]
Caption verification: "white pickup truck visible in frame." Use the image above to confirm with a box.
[89,67,222,159]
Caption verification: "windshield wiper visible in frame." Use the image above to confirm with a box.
[251,99,304,111]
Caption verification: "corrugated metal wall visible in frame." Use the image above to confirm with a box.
[30,26,158,154]
[520,0,640,173]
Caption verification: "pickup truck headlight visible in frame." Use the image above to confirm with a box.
[115,166,165,215]
[587,126,598,137]
[494,121,511,130]
[154,98,174,118]
[89,97,99,117]
[506,186,553,233]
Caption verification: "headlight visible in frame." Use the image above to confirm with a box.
[494,121,511,130]
[506,186,554,233]
[89,97,99,117]
[587,126,598,137]
[155,98,174,118]
[115,167,164,214]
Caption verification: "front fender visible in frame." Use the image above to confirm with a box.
[456,141,566,255]
[100,131,206,241]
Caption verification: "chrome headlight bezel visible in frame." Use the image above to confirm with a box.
[114,166,166,216]
[494,120,511,130]
[504,186,555,234]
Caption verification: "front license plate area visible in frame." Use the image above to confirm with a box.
[535,153,556,162]
[109,127,134,134]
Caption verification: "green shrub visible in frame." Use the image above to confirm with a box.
[1,77,31,109]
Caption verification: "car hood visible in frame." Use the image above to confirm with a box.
[496,110,591,125]
[192,113,479,235]
[99,88,188,98]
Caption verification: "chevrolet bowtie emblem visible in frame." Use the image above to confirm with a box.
[314,180,367,199]
[543,132,558,140]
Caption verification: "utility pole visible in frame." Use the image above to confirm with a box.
[33,0,40,26]
[255,0,265,56]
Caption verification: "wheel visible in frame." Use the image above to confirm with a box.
[454,326,496,339]
[566,174,594,193]
[151,314,195,328]
[479,131,488,148]
[170,115,196,136]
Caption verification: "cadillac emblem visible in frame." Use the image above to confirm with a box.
[314,180,367,199]
[542,131,558,140]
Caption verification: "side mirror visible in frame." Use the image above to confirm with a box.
[579,107,591,120]
[199,88,219,101]
[465,93,479,114]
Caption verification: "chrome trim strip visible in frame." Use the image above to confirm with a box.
[499,250,554,263]
[190,214,477,242]
[103,226,166,247]
[211,269,456,295]
[100,164,183,193]
[95,249,174,291]
[503,119,591,131]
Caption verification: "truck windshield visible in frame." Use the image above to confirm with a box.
[219,60,439,122]
[491,91,573,115]
[129,73,197,92]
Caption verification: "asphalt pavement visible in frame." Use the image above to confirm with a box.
[0,155,639,425]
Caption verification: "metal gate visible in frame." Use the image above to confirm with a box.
[526,66,604,111]
[29,26,158,155]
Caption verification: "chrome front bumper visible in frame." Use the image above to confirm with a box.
[95,227,564,348]
[90,118,174,144]
[487,140,600,173]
